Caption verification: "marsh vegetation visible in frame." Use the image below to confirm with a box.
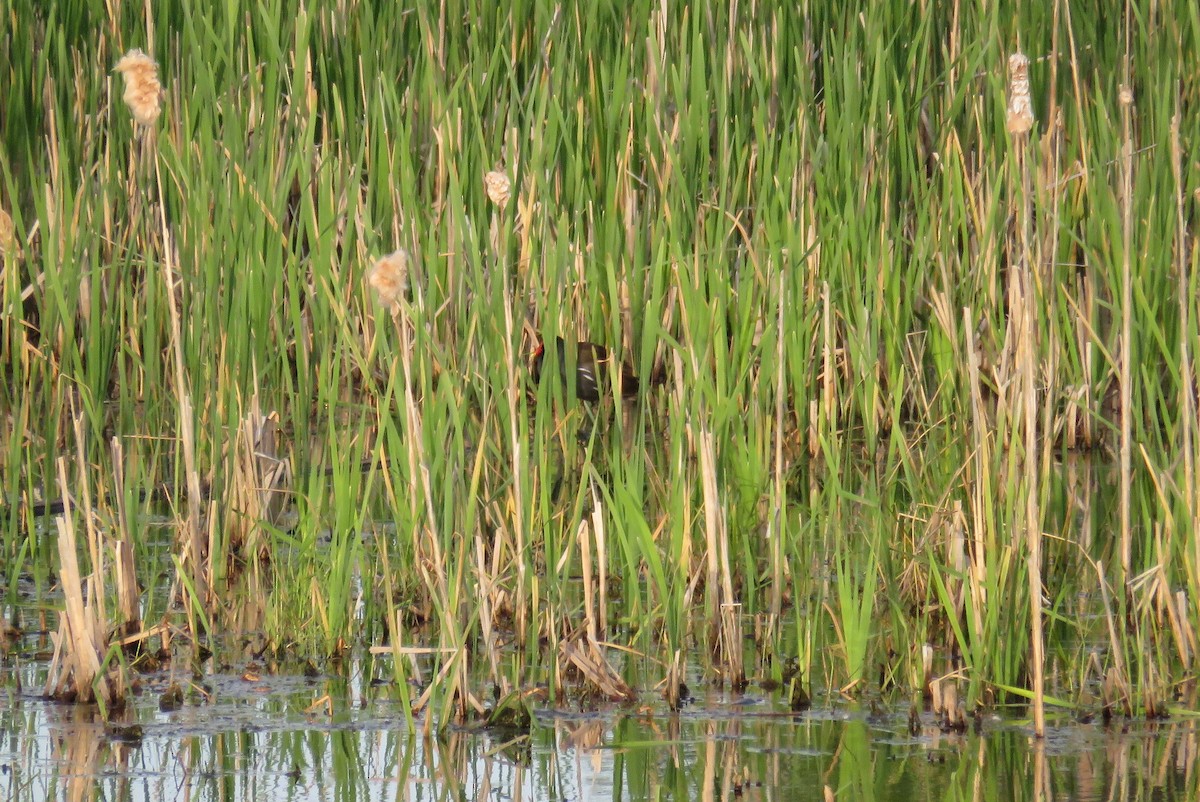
[2,4,1199,788]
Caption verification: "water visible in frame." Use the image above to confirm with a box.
[3,649,1197,802]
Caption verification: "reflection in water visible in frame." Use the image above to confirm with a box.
[1,675,1198,802]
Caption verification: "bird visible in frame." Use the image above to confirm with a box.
[531,337,643,402]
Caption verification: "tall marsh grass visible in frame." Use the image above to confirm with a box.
[2,0,1198,726]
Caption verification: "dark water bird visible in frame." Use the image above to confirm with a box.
[531,337,645,402]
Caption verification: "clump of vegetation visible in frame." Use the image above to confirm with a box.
[2,0,1197,735]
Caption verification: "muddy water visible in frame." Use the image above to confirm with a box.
[2,649,1196,802]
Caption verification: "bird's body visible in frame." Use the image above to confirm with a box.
[532,337,640,402]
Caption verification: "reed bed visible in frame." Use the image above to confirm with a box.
[1,0,1198,730]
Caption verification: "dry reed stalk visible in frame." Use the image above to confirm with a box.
[1007,49,1045,738]
[451,649,477,724]
[112,527,141,640]
[410,648,483,723]
[109,438,141,640]
[940,501,972,627]
[591,482,609,635]
[113,49,164,127]
[697,423,741,680]
[515,174,538,271]
[814,283,834,457]
[1175,591,1195,668]
[45,459,126,707]
[559,634,635,701]
[719,600,744,687]
[578,514,598,644]
[1019,202,1046,736]
[964,307,993,575]
[1117,81,1135,578]
[572,483,614,648]
[143,159,207,613]
[1169,116,1198,610]
[172,342,205,606]
[472,531,504,692]
[1039,52,1067,451]
[922,642,934,698]
[67,408,108,630]
[1154,554,1192,670]
[376,538,425,690]
[228,398,292,567]
[500,258,528,644]
[385,286,447,606]
[663,649,686,711]
[941,679,965,731]
[696,429,720,609]
[1095,556,1132,715]
[1101,666,1125,719]
[769,268,786,627]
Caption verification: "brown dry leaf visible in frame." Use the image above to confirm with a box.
[559,636,635,702]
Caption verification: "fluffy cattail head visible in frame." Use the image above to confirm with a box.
[484,170,511,208]
[114,49,164,126]
[367,248,412,312]
[1006,52,1034,135]
[0,207,14,255]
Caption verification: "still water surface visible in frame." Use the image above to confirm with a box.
[3,655,1196,802]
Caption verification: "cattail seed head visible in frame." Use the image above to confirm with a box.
[484,170,511,208]
[114,49,164,126]
[367,248,411,312]
[1006,52,1034,135]
[0,207,14,254]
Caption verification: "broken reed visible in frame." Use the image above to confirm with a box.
[2,0,1198,725]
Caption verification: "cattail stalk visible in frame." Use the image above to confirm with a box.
[1007,50,1045,739]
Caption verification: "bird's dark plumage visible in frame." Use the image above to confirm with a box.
[531,337,641,402]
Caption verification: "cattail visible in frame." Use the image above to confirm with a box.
[484,170,511,208]
[0,207,13,254]
[113,49,164,127]
[1006,52,1034,135]
[367,248,411,312]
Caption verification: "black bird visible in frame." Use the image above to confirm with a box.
[531,337,642,402]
